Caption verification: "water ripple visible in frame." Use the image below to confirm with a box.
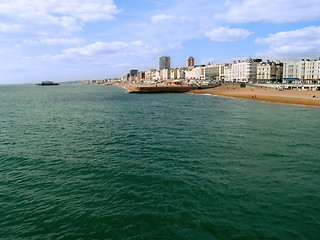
[0,84,319,239]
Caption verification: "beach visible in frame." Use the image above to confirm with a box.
[189,84,320,107]
[113,82,320,107]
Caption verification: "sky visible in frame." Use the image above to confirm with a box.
[1,0,320,84]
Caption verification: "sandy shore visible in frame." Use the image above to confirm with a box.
[189,84,320,107]
[112,82,320,107]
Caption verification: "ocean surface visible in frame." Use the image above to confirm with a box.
[0,83,319,240]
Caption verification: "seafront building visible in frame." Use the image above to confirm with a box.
[120,56,320,89]
[129,69,138,76]
[137,72,145,81]
[155,70,161,81]
[205,64,227,82]
[283,59,320,84]
[224,58,262,83]
[170,69,177,80]
[158,56,171,70]
[283,61,302,83]
[125,69,139,82]
[160,69,171,80]
[186,57,195,69]
[185,65,205,80]
[176,67,186,79]
[257,61,283,83]
[145,69,157,80]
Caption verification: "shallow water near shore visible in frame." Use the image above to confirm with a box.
[1,83,320,239]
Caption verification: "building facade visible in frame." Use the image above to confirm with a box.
[224,58,262,83]
[158,56,171,70]
[145,69,157,80]
[186,57,194,68]
[205,64,226,82]
[185,65,205,80]
[137,72,145,81]
[283,59,320,84]
[257,61,283,83]
[129,69,138,76]
[160,69,171,80]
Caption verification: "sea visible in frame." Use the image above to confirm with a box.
[0,83,319,240]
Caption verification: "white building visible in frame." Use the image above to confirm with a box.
[170,69,177,80]
[155,70,161,81]
[283,61,302,83]
[160,69,171,80]
[283,59,320,84]
[176,67,186,79]
[224,64,232,83]
[185,66,205,80]
[224,58,262,83]
[145,69,157,80]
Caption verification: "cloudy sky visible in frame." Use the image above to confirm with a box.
[1,0,320,84]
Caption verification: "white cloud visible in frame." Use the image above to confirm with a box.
[0,23,23,32]
[205,27,251,41]
[22,39,39,46]
[22,38,86,46]
[51,1,121,22]
[255,26,320,59]
[151,14,175,23]
[43,41,158,63]
[40,38,86,45]
[0,0,120,22]
[151,14,190,23]
[215,0,320,23]
[0,0,120,36]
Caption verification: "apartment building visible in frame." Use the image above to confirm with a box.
[205,64,227,82]
[137,72,145,81]
[158,56,171,70]
[185,65,205,80]
[283,59,320,84]
[186,57,195,68]
[170,69,177,80]
[145,69,157,80]
[160,68,171,80]
[224,58,262,83]
[257,61,283,83]
[176,67,186,79]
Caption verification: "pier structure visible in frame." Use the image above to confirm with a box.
[129,84,221,93]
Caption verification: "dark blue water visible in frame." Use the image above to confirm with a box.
[1,83,319,239]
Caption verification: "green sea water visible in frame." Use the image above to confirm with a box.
[0,83,319,239]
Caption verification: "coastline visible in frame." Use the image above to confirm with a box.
[188,84,320,107]
[111,82,320,107]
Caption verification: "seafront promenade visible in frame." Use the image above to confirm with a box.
[112,82,320,107]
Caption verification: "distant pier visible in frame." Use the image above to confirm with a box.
[37,81,59,86]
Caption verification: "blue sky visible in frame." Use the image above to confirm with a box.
[1,0,320,84]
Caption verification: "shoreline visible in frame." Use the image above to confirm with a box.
[188,84,320,107]
[111,82,320,107]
